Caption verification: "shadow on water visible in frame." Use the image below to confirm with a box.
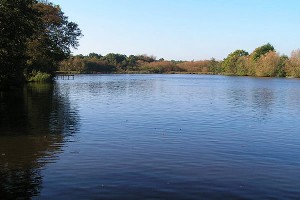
[0,83,80,199]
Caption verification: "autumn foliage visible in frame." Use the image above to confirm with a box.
[59,44,300,78]
[285,49,300,77]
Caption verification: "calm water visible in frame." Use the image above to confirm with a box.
[1,74,300,199]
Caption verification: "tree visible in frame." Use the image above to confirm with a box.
[88,53,102,59]
[0,0,37,88]
[135,54,156,63]
[285,49,300,77]
[84,59,116,73]
[251,43,275,61]
[102,53,127,70]
[276,55,288,77]
[208,58,222,74]
[0,0,82,88]
[25,1,82,76]
[126,55,138,71]
[255,51,281,77]
[222,49,249,74]
[236,56,250,76]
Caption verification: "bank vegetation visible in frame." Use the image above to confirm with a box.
[59,44,300,78]
[0,0,82,89]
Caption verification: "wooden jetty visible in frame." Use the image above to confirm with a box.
[55,74,75,80]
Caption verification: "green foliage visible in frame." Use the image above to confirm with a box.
[135,54,156,63]
[84,60,116,73]
[251,43,275,61]
[235,56,252,76]
[59,56,116,73]
[27,71,52,82]
[0,0,37,88]
[58,54,160,73]
[222,50,249,74]
[208,58,220,74]
[127,55,137,68]
[276,55,288,77]
[88,53,102,59]
[25,2,82,74]
[0,0,82,89]
[102,53,128,70]
[220,44,285,77]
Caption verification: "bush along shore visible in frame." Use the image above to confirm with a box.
[59,44,300,78]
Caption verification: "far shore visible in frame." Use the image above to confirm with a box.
[54,71,300,79]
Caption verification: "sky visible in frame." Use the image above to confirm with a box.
[52,0,300,61]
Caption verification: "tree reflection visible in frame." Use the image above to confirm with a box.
[0,83,79,199]
[251,88,274,120]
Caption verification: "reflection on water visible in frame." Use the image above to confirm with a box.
[0,83,79,199]
[251,88,274,121]
[1,75,300,199]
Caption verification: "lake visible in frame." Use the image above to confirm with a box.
[1,74,300,199]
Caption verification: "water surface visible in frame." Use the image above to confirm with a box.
[1,74,300,199]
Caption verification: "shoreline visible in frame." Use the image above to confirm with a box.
[55,71,300,79]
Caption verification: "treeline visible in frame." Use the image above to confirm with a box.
[60,44,300,78]
[0,0,82,89]
[59,53,220,74]
[221,43,300,77]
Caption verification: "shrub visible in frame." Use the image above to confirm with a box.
[285,49,300,77]
[255,51,281,77]
[27,71,52,82]
[141,61,184,73]
[177,60,211,73]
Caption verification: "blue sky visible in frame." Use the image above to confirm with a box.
[52,0,300,61]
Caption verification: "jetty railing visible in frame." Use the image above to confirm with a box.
[55,74,75,80]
